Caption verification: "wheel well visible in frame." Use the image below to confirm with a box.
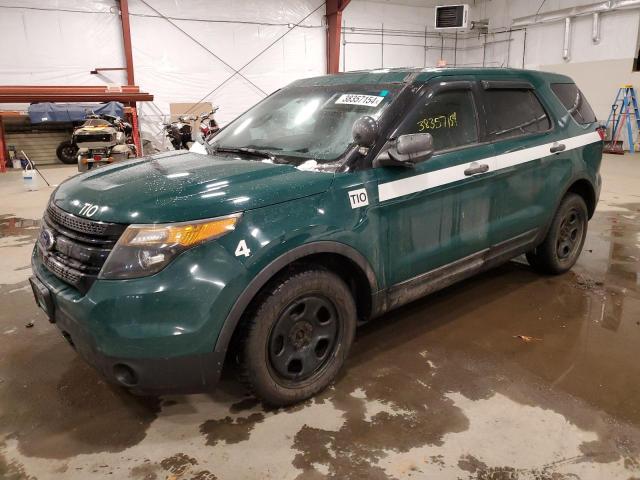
[288,253,373,321]
[247,253,373,323]
[225,252,374,365]
[567,179,596,218]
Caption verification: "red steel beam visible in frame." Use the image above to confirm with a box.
[0,94,153,103]
[0,86,153,103]
[0,86,144,93]
[119,0,135,86]
[326,0,350,74]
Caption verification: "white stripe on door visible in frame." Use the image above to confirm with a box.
[377,131,601,202]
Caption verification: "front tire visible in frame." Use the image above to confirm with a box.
[239,268,356,406]
[526,193,588,275]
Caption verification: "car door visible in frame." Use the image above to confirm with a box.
[477,80,568,246]
[370,78,499,294]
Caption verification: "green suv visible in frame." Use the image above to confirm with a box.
[30,68,603,405]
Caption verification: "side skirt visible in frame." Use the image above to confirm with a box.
[374,228,539,315]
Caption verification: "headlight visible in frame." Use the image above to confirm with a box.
[99,213,240,279]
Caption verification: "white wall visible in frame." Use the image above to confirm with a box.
[0,0,127,86]
[473,0,640,122]
[128,0,326,127]
[341,0,470,71]
[4,0,640,139]
[0,0,326,146]
[479,0,640,67]
[342,1,432,71]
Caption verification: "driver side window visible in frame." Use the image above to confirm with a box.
[398,89,478,152]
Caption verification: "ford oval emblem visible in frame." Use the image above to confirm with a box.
[40,228,56,251]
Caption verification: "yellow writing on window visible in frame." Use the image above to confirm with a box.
[417,112,457,131]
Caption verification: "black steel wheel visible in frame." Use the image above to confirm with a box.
[238,268,356,406]
[56,140,78,164]
[526,193,588,275]
[556,207,584,261]
[268,295,340,383]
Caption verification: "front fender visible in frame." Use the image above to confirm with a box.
[211,193,380,360]
[212,239,378,360]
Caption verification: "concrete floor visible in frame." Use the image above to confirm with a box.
[1,155,640,480]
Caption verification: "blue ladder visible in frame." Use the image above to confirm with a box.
[604,85,640,153]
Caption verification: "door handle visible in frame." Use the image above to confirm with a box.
[550,143,566,153]
[464,162,490,176]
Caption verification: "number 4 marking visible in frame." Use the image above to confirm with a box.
[235,239,251,257]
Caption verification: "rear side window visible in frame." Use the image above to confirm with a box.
[484,89,551,140]
[399,90,478,151]
[551,83,597,124]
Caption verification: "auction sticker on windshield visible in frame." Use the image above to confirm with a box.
[335,94,384,107]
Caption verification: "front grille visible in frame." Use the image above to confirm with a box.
[47,204,114,235]
[38,203,127,294]
[42,254,81,285]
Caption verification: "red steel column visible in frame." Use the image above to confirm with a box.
[130,106,142,157]
[326,0,350,74]
[119,0,142,156]
[119,0,135,86]
[0,117,7,173]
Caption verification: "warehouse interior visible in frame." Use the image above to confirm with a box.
[2,1,640,479]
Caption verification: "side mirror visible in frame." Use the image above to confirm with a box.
[374,133,434,167]
[352,116,379,147]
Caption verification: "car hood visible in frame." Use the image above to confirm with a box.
[52,151,335,224]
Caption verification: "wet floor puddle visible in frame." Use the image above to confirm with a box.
[0,215,40,244]
[0,215,41,286]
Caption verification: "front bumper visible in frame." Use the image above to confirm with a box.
[53,303,223,394]
[31,239,248,394]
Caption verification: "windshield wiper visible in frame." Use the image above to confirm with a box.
[244,144,283,151]
[208,144,276,161]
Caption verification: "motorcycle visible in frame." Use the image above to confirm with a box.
[199,107,220,141]
[163,107,220,150]
[74,114,136,172]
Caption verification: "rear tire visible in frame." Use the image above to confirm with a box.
[526,193,588,275]
[56,141,78,164]
[238,268,356,406]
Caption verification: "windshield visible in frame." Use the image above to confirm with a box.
[82,119,111,127]
[210,84,400,164]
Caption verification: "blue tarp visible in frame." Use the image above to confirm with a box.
[28,101,124,124]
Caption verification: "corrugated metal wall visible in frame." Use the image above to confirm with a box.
[3,117,72,165]
[5,131,70,165]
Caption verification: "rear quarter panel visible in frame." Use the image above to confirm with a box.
[536,77,603,221]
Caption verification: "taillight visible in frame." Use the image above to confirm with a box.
[596,126,606,140]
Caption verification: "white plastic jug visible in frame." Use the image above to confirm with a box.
[22,163,39,191]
